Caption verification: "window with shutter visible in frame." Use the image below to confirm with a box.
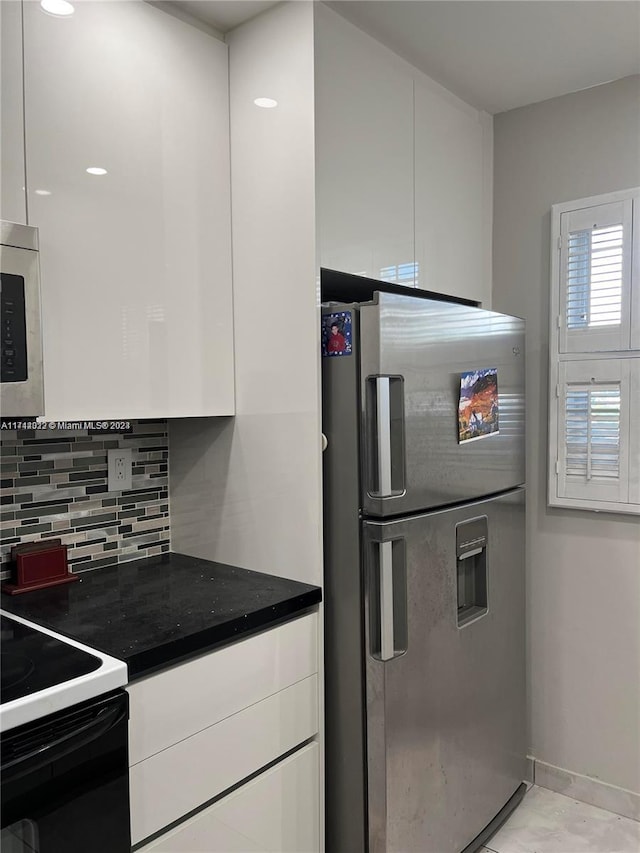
[549,187,640,515]
[556,360,630,506]
[559,199,632,352]
[564,386,620,480]
[566,226,623,330]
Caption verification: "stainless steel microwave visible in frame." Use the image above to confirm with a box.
[0,221,44,416]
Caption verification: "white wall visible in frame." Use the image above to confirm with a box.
[493,76,640,801]
[169,1,322,587]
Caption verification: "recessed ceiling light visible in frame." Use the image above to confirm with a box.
[86,167,107,176]
[34,189,52,196]
[40,0,74,17]
[253,97,278,109]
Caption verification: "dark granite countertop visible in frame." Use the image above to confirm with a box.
[0,553,322,679]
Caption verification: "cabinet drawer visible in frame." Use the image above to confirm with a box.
[128,612,317,765]
[130,674,318,845]
[139,742,319,853]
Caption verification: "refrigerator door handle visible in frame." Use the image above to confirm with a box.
[380,540,395,661]
[376,377,393,497]
[365,375,406,499]
[368,538,408,662]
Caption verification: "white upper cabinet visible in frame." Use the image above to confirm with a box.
[314,5,414,283]
[1,0,27,224]
[22,1,234,419]
[414,79,490,306]
[314,5,492,305]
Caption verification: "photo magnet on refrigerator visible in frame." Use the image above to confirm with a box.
[321,311,353,357]
[458,368,499,443]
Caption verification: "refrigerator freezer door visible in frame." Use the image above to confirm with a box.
[363,489,526,853]
[360,293,525,517]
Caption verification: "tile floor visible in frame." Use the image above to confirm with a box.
[481,786,640,853]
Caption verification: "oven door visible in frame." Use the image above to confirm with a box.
[1,690,130,853]
[0,221,44,417]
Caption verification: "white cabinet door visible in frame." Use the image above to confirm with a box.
[140,743,320,853]
[22,1,234,419]
[1,0,26,224]
[314,5,414,284]
[414,78,490,305]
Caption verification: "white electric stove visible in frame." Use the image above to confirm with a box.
[0,610,127,732]
[1,610,131,852]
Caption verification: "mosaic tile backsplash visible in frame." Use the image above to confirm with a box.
[0,420,169,576]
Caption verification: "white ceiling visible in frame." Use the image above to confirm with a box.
[328,1,640,114]
[177,0,640,114]
[177,0,279,33]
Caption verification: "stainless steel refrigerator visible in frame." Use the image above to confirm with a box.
[322,290,527,853]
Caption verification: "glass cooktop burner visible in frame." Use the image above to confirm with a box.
[0,652,35,691]
[0,615,101,704]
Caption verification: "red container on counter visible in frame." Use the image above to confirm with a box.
[2,540,78,595]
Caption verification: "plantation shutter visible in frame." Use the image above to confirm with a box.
[556,360,630,504]
[559,199,633,353]
[629,360,640,506]
[632,199,640,351]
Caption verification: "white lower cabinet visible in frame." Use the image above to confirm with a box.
[130,676,318,844]
[127,613,320,850]
[138,742,319,853]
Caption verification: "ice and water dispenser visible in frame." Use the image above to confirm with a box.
[456,516,488,626]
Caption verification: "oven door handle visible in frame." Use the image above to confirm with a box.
[1,701,127,783]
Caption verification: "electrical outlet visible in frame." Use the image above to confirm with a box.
[107,448,132,492]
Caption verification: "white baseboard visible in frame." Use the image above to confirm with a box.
[525,755,535,785]
[533,758,640,822]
